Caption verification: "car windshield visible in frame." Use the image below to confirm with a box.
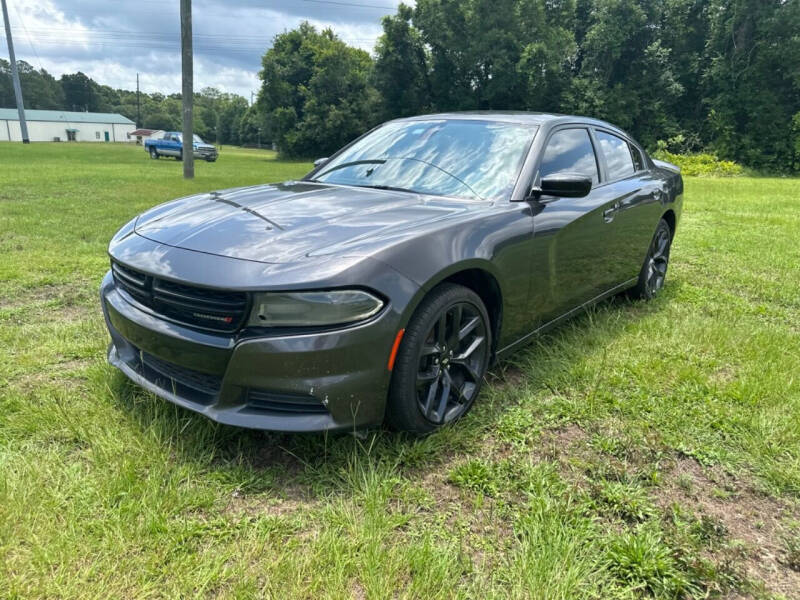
[312,119,537,201]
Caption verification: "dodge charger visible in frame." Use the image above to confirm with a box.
[100,112,683,433]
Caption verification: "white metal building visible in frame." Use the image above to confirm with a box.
[0,108,136,142]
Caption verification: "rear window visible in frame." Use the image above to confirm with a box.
[596,131,635,180]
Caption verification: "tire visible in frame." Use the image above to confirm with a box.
[175,151,182,161]
[149,147,159,159]
[386,283,492,433]
[631,218,672,300]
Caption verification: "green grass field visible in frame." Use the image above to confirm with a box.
[1,142,799,599]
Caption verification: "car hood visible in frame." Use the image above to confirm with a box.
[133,181,487,264]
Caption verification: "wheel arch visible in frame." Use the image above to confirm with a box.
[400,261,504,359]
[662,209,676,237]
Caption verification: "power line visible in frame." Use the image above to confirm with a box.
[0,32,378,55]
[11,1,44,72]
[294,0,396,9]
[8,26,377,43]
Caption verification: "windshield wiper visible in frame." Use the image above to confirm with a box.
[315,159,386,179]
[352,184,418,194]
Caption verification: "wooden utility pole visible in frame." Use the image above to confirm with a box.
[136,73,141,129]
[1,0,29,143]
[180,0,194,178]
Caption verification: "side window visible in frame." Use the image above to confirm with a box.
[596,131,635,180]
[539,128,599,184]
[630,144,645,171]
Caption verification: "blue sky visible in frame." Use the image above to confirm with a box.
[1,0,407,98]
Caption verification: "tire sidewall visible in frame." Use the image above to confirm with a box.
[387,284,492,433]
[636,219,672,300]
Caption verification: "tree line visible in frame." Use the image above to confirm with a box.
[3,0,798,170]
[257,0,800,172]
[0,60,259,145]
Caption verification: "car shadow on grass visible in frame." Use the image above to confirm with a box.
[104,287,668,500]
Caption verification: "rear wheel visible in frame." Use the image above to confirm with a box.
[631,218,672,299]
[175,151,182,161]
[386,283,491,433]
[149,146,159,159]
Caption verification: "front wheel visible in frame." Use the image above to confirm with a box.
[175,151,182,161]
[386,283,491,433]
[149,147,159,159]
[631,218,672,299]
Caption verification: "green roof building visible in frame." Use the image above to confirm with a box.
[0,109,136,142]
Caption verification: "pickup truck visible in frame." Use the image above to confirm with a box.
[145,131,218,162]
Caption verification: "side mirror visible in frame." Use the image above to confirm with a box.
[529,173,592,200]
[313,157,330,168]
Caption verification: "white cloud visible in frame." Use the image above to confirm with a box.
[1,0,402,98]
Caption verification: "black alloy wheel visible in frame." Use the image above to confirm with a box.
[633,218,672,299]
[387,283,491,433]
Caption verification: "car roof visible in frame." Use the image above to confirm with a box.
[396,111,631,138]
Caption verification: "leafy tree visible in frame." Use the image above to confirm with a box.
[1,59,64,109]
[373,4,431,119]
[238,105,269,146]
[259,22,380,157]
[566,0,684,147]
[703,0,800,172]
[144,112,178,131]
[60,72,99,112]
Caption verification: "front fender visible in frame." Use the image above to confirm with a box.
[372,203,536,349]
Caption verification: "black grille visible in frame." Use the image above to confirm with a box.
[142,352,222,397]
[112,261,248,332]
[246,389,328,414]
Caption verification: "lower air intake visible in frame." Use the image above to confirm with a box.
[246,389,328,414]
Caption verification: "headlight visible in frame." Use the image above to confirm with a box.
[247,290,384,327]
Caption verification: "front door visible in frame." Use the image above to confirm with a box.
[528,126,622,326]
[104,131,110,142]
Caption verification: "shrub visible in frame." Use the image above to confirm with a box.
[652,149,743,177]
[605,526,693,597]
[652,137,743,177]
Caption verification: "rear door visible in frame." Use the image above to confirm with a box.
[162,134,179,156]
[529,126,622,324]
[592,129,665,283]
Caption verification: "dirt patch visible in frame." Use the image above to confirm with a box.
[658,457,800,597]
[413,456,514,571]
[534,424,595,478]
[11,357,93,394]
[0,282,94,323]
[710,365,737,386]
[349,581,366,600]
[486,362,527,389]
[223,485,319,518]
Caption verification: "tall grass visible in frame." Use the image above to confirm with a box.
[1,143,799,598]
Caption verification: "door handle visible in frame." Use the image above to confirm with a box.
[603,202,620,223]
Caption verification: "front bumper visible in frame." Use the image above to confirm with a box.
[194,147,218,161]
[100,270,398,431]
